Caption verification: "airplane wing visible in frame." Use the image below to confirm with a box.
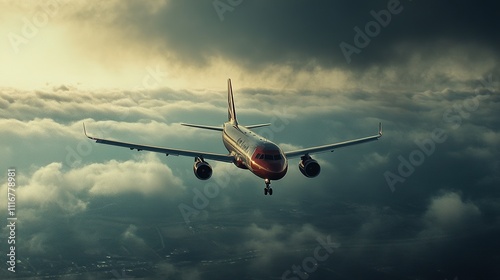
[285,123,382,158]
[83,123,234,163]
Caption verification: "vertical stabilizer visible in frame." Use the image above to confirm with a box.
[227,79,238,125]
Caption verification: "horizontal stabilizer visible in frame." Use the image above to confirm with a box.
[245,123,271,129]
[181,123,223,131]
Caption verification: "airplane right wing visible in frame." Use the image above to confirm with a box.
[285,123,382,158]
[84,123,234,163]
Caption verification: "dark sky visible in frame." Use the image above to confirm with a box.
[1,1,499,279]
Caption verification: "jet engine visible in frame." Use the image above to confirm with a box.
[193,157,212,180]
[299,155,321,178]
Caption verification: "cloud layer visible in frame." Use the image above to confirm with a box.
[1,74,498,278]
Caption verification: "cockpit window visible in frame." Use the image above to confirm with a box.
[256,150,282,161]
[257,153,282,160]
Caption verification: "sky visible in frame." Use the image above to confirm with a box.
[1,0,499,279]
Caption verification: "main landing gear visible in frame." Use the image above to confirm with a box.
[264,179,273,196]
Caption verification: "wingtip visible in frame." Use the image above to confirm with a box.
[83,122,87,136]
[378,122,383,136]
[83,122,96,140]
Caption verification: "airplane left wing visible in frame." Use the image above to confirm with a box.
[83,123,234,163]
[285,123,382,158]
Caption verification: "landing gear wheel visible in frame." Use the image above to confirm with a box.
[264,179,272,196]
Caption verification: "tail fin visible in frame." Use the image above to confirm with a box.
[227,78,238,125]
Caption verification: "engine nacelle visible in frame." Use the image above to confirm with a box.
[299,155,321,178]
[193,157,212,180]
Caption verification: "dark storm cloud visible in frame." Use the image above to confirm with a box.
[93,0,500,72]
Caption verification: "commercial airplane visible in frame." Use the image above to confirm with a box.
[84,79,382,195]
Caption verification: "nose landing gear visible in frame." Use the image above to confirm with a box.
[264,179,273,195]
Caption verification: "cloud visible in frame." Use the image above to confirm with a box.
[0,154,185,224]
[4,0,499,90]
[155,261,201,280]
[422,191,481,234]
[89,1,499,71]
[71,153,185,197]
[243,224,287,266]
[358,152,389,170]
[10,162,87,217]
[0,153,189,263]
[0,87,221,123]
[242,223,334,269]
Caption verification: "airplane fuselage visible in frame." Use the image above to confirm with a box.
[222,121,288,180]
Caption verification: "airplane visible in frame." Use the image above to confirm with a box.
[84,79,382,195]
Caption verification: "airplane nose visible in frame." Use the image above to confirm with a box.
[262,161,287,180]
[260,160,283,171]
[250,149,288,180]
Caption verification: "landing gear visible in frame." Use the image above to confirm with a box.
[264,179,273,195]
